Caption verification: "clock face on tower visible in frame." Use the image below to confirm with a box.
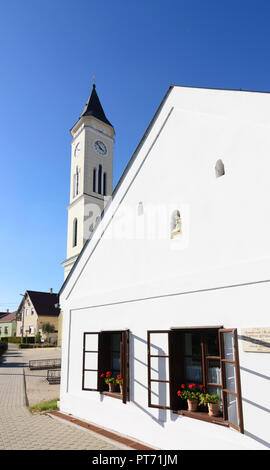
[74,142,81,157]
[93,140,107,156]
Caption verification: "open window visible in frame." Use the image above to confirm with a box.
[147,327,244,433]
[147,330,171,409]
[82,330,129,404]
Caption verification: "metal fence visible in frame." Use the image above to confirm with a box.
[46,369,61,384]
[28,358,61,370]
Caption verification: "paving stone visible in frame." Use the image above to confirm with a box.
[0,345,120,450]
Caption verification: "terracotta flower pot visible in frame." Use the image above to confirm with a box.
[108,383,117,392]
[187,399,198,411]
[208,402,220,417]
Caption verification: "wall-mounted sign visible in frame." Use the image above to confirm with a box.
[241,328,270,353]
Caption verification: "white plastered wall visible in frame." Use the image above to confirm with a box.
[60,86,270,450]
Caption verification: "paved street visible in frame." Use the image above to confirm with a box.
[0,344,120,450]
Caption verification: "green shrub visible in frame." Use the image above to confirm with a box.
[41,323,55,334]
[35,332,41,343]
[19,343,56,349]
[22,337,35,344]
[0,342,8,356]
[6,336,21,344]
[0,337,8,344]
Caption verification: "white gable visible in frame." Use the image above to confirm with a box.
[60,86,270,309]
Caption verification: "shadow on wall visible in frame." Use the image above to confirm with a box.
[131,334,168,426]
[129,333,270,448]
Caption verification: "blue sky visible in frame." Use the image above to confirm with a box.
[1,0,270,311]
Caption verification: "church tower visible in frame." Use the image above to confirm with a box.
[62,84,115,279]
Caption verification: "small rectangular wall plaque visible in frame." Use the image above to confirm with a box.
[241,328,270,352]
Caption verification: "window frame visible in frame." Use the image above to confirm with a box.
[82,332,100,392]
[147,330,171,410]
[219,328,244,433]
[82,329,130,404]
[147,326,244,433]
[73,218,78,248]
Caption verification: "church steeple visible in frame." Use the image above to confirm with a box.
[79,84,112,127]
[62,82,115,280]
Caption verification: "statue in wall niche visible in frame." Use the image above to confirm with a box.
[171,210,182,239]
[215,159,225,178]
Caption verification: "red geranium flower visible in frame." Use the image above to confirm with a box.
[199,384,203,390]
[181,384,185,389]
[188,384,193,389]
[100,373,104,378]
[106,371,112,377]
[177,390,182,396]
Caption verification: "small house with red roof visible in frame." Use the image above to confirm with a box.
[0,310,17,338]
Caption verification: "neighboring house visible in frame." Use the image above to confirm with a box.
[0,311,9,320]
[16,289,60,342]
[59,85,270,450]
[0,311,17,337]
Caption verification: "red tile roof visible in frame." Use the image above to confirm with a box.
[0,311,17,322]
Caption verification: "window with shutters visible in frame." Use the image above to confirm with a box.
[82,330,129,404]
[147,327,244,433]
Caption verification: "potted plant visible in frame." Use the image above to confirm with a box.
[100,371,117,392]
[177,383,204,411]
[199,393,220,416]
[116,375,123,394]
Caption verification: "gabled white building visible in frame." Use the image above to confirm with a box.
[59,85,270,450]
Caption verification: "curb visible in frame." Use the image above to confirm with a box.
[48,411,155,450]
[22,368,29,407]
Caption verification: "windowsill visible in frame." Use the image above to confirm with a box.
[174,409,229,427]
[100,391,123,400]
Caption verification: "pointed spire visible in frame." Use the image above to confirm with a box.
[79,83,112,127]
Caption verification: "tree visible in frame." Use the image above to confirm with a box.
[41,323,55,334]
[35,331,41,343]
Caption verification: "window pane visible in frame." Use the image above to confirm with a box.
[184,357,202,383]
[223,332,234,361]
[225,392,239,427]
[150,381,170,407]
[151,356,169,382]
[208,385,223,412]
[207,359,221,384]
[205,333,219,356]
[111,333,121,352]
[112,352,120,373]
[84,352,98,370]
[84,371,98,389]
[150,333,169,356]
[184,333,201,357]
[85,334,98,351]
[224,362,237,393]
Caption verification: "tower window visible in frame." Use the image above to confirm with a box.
[215,159,225,178]
[103,172,107,196]
[73,218,78,247]
[75,166,80,196]
[98,165,102,194]
[93,168,97,192]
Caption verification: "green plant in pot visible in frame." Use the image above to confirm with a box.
[100,371,117,392]
[177,383,204,411]
[199,393,220,416]
[116,374,123,394]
